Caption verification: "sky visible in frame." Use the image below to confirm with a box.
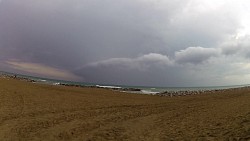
[1,0,250,87]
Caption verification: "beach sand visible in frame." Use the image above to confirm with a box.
[0,78,250,140]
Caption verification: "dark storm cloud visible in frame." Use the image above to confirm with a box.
[0,0,173,67]
[0,0,85,68]
[1,0,250,86]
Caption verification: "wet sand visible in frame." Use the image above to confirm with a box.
[0,77,250,140]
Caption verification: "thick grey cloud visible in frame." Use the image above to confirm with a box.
[84,53,172,71]
[1,0,250,86]
[0,0,180,67]
[175,47,220,64]
[75,53,189,86]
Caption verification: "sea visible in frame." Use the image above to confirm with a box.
[1,71,249,94]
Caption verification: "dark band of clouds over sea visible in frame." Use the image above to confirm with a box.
[1,0,250,87]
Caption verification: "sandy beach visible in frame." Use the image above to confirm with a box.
[0,77,250,141]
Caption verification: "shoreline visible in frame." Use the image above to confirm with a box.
[1,72,249,97]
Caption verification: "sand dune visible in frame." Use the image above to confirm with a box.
[0,78,250,140]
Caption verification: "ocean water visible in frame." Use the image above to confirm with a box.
[1,71,249,94]
[124,85,250,94]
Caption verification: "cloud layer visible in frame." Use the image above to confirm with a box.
[6,60,80,80]
[1,0,250,86]
[175,47,220,64]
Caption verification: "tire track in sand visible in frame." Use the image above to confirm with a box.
[0,91,25,126]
